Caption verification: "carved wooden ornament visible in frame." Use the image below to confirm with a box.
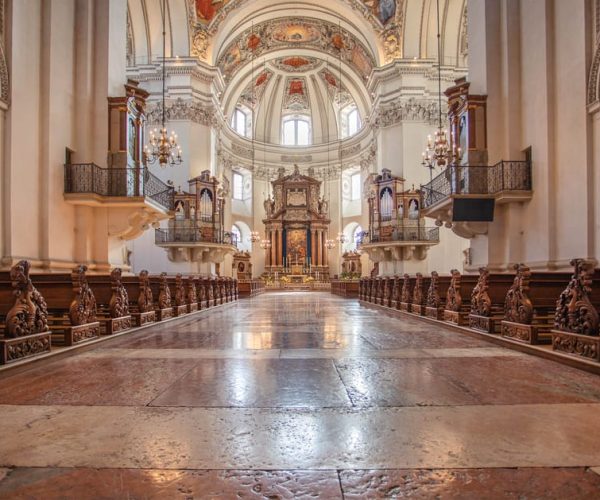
[470,267,492,316]
[158,272,172,308]
[426,271,441,308]
[446,269,463,312]
[554,259,599,335]
[5,260,49,338]
[504,264,534,324]
[401,274,411,303]
[138,270,154,313]
[109,268,129,318]
[175,274,187,307]
[413,273,423,305]
[69,265,97,326]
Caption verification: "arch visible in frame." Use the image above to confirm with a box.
[342,221,363,252]
[233,220,252,251]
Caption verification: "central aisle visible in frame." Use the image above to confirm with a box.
[0,292,600,498]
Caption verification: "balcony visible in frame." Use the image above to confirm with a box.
[420,161,532,238]
[63,163,175,240]
[155,228,239,263]
[358,226,440,262]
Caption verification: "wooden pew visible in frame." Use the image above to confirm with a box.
[87,269,132,335]
[468,267,515,333]
[425,271,452,320]
[0,260,52,364]
[443,270,479,326]
[170,274,189,316]
[390,276,402,309]
[187,276,199,312]
[500,264,572,344]
[551,259,600,361]
[150,272,175,321]
[399,274,413,312]
[410,273,432,316]
[31,265,101,346]
[122,270,156,327]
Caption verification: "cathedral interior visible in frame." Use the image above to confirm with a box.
[0,0,600,498]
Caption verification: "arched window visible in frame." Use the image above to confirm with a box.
[341,105,361,138]
[353,225,364,248]
[282,116,311,146]
[231,224,241,248]
[231,107,251,138]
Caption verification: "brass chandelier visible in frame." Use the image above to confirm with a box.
[144,0,183,168]
[422,0,461,177]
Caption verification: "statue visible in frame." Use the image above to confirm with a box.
[264,195,275,216]
[318,196,328,215]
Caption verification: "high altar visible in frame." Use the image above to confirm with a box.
[263,165,330,278]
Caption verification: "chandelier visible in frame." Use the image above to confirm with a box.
[144,0,182,168]
[421,0,461,177]
[336,232,347,244]
[249,231,261,243]
[260,238,272,250]
[325,238,336,249]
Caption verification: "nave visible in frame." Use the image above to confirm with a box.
[0,292,599,498]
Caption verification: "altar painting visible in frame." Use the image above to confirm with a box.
[287,230,307,261]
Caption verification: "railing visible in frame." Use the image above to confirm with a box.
[421,160,532,209]
[155,228,238,246]
[359,227,440,244]
[64,163,175,212]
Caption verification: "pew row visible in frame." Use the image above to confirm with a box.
[358,259,600,364]
[0,261,239,365]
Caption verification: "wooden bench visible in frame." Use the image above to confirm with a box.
[443,270,479,326]
[149,272,175,321]
[238,279,265,298]
[468,267,515,333]
[500,264,572,344]
[31,266,101,346]
[425,272,452,320]
[331,280,359,298]
[0,260,52,364]
[551,259,600,362]
[87,269,132,335]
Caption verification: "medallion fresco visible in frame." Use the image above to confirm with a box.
[216,17,376,82]
[194,0,232,25]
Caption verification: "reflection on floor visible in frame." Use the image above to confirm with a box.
[0,292,599,498]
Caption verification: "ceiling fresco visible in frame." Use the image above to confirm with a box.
[238,69,274,109]
[272,56,321,72]
[216,17,376,82]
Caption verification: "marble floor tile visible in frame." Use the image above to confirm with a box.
[1,404,600,469]
[150,358,352,408]
[339,468,600,499]
[0,468,343,499]
[335,356,600,407]
[0,357,199,406]
[358,329,491,349]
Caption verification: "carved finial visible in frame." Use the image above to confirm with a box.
[5,260,49,337]
[158,272,171,309]
[555,259,599,335]
[69,265,97,326]
[109,268,129,318]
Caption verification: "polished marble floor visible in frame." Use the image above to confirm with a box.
[0,292,599,498]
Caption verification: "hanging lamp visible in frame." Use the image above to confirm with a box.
[144,0,183,167]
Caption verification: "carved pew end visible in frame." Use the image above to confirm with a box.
[0,332,52,365]
[501,320,552,345]
[131,311,156,327]
[443,309,469,326]
[550,330,600,362]
[425,306,443,320]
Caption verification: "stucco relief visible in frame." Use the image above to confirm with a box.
[146,98,217,127]
[377,98,443,127]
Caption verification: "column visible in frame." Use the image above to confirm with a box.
[270,230,276,268]
[317,230,322,266]
[277,228,283,266]
[311,229,316,268]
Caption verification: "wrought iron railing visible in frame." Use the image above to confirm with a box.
[421,160,532,209]
[64,163,175,211]
[359,227,440,244]
[155,229,238,246]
